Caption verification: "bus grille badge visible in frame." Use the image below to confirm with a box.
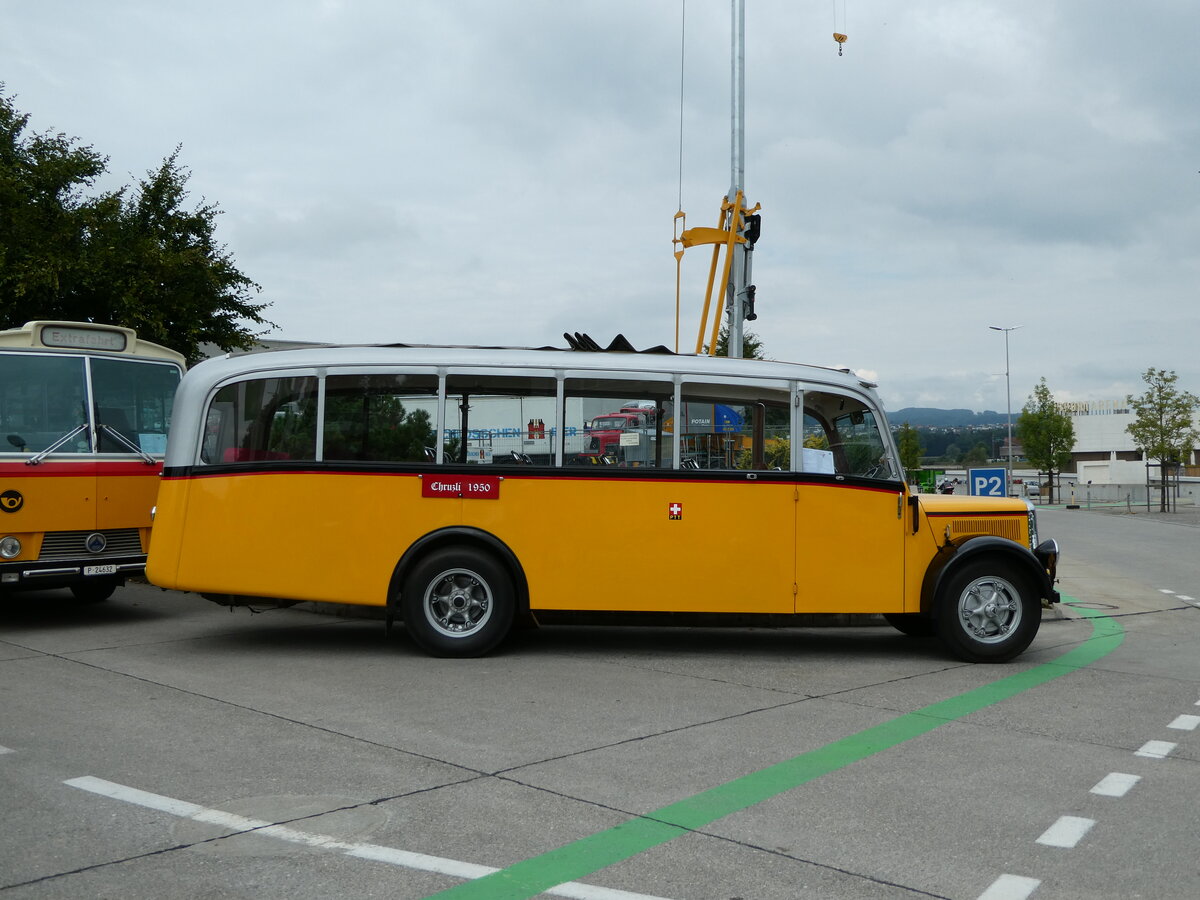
[85,532,108,554]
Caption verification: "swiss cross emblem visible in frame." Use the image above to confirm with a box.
[668,502,683,520]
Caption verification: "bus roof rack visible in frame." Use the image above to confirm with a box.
[561,332,674,355]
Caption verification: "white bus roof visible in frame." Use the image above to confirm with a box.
[165,338,892,469]
[188,340,879,394]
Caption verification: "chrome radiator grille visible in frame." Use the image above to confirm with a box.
[38,529,144,560]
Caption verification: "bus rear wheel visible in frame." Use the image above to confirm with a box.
[936,560,1039,663]
[401,548,514,657]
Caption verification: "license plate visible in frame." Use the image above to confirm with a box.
[84,565,118,576]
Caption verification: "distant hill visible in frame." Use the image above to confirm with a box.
[889,408,1007,427]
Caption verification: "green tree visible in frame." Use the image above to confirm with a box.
[896,422,923,483]
[711,323,765,360]
[1126,368,1200,511]
[1017,378,1076,504]
[0,88,109,318]
[962,443,989,466]
[0,88,272,362]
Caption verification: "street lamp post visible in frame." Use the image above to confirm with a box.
[989,325,1022,494]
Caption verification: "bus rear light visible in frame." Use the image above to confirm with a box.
[0,536,22,559]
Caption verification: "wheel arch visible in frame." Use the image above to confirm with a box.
[386,527,530,623]
[921,536,1054,618]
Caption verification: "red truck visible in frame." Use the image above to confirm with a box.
[580,405,658,458]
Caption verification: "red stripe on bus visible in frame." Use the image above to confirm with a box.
[0,461,162,477]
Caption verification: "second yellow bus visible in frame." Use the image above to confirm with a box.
[146,340,1059,661]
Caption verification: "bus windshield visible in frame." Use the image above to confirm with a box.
[0,355,89,453]
[0,354,180,455]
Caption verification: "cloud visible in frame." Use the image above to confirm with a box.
[4,0,1198,411]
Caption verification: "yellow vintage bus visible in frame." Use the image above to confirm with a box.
[0,321,185,602]
[146,338,1058,661]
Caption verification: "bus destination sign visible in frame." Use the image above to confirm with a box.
[421,475,501,499]
[39,325,128,353]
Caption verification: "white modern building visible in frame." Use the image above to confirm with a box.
[1063,399,1200,502]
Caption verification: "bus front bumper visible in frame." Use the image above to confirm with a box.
[0,556,145,590]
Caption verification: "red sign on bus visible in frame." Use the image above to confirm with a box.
[420,474,501,499]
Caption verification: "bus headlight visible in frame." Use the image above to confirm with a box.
[0,536,22,559]
[1024,500,1039,549]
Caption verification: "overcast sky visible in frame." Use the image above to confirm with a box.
[5,1,1197,412]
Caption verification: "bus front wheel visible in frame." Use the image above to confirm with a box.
[70,579,118,604]
[401,548,514,657]
[936,559,1039,663]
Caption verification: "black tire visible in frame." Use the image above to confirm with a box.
[883,612,937,638]
[936,559,1040,663]
[70,579,119,604]
[401,547,514,657]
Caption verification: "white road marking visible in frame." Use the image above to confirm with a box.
[1090,772,1140,797]
[0,745,13,754]
[1135,740,1177,759]
[977,873,1041,900]
[1158,589,1176,595]
[1178,596,1195,602]
[1168,714,1200,731]
[1036,816,1095,849]
[65,776,672,900]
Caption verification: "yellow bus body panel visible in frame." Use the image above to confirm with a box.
[151,472,798,613]
[96,472,160,533]
[797,482,906,614]
[149,471,1035,619]
[0,472,97,541]
[481,475,796,614]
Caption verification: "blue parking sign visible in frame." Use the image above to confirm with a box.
[969,467,1008,497]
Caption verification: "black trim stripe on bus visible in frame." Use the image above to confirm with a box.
[162,461,905,492]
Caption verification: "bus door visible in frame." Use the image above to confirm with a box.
[794,391,906,614]
[521,378,797,616]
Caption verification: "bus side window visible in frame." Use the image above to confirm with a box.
[802,391,896,479]
[444,373,558,466]
[677,388,790,470]
[201,403,231,464]
[323,373,438,463]
[564,379,672,468]
[207,376,319,463]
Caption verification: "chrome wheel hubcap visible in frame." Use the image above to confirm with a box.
[424,568,493,637]
[958,576,1022,644]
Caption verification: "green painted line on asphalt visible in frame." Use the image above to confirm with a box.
[428,603,1123,899]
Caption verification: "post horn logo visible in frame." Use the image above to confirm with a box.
[0,490,23,513]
